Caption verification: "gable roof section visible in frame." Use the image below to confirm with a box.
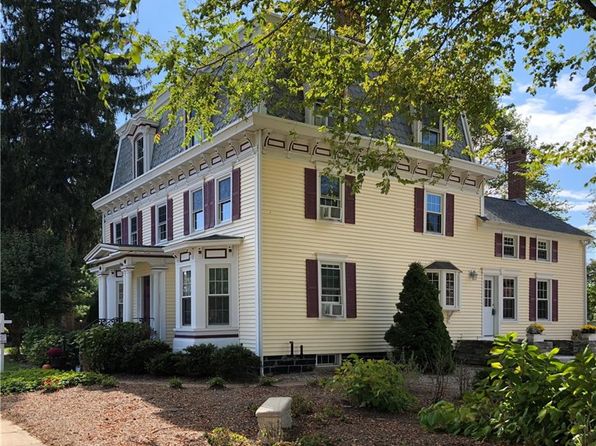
[483,197,592,238]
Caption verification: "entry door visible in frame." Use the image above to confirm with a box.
[142,276,151,322]
[482,277,497,337]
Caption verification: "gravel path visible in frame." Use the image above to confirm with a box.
[1,380,491,446]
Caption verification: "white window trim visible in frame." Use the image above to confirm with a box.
[155,201,168,243]
[318,260,346,319]
[191,186,205,233]
[536,278,551,322]
[215,172,233,226]
[134,134,145,178]
[502,233,518,259]
[501,276,518,321]
[206,263,233,327]
[317,173,344,223]
[536,238,551,262]
[414,116,445,145]
[423,190,445,236]
[114,221,123,244]
[129,213,139,245]
[180,267,192,327]
[426,269,460,310]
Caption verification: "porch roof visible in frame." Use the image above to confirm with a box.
[162,234,244,253]
[84,243,170,266]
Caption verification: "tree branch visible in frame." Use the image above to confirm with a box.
[575,0,596,20]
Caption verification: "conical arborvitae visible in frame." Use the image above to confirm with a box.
[385,262,454,372]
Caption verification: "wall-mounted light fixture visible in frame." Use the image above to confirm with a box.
[469,270,478,280]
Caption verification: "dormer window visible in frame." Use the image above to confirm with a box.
[421,113,442,147]
[135,136,145,177]
[313,100,329,127]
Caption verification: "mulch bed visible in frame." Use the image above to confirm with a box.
[1,377,491,446]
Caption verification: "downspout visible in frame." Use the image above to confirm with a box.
[582,240,589,323]
[255,129,264,372]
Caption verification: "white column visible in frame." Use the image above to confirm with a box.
[122,266,134,322]
[106,273,117,319]
[151,267,167,339]
[97,273,108,320]
[196,254,206,329]
[159,269,166,341]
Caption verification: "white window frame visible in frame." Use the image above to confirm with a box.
[502,234,518,259]
[426,269,460,310]
[501,277,517,321]
[134,135,145,178]
[215,174,232,226]
[180,268,192,327]
[191,187,205,233]
[424,191,444,235]
[536,279,551,321]
[129,214,138,245]
[318,261,345,318]
[186,110,204,148]
[318,173,343,222]
[206,264,231,327]
[114,221,122,244]
[313,100,329,127]
[156,202,168,243]
[536,238,551,262]
[116,280,124,320]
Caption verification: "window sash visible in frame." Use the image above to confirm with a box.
[320,263,343,316]
[217,177,231,223]
[181,269,192,326]
[425,193,443,234]
[115,222,122,244]
[445,272,456,307]
[117,282,124,320]
[503,235,517,257]
[537,280,550,320]
[135,137,144,177]
[207,267,230,325]
[320,176,341,207]
[192,189,204,231]
[502,278,516,319]
[537,240,550,261]
[130,216,138,245]
[157,205,167,241]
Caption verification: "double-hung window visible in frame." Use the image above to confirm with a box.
[130,216,138,245]
[181,269,192,326]
[502,278,516,319]
[208,267,230,325]
[537,239,550,261]
[313,100,329,127]
[320,263,343,317]
[319,175,342,221]
[135,136,144,177]
[114,222,122,244]
[217,176,231,224]
[426,270,459,310]
[427,272,440,291]
[537,279,550,320]
[116,281,124,320]
[157,204,167,242]
[192,189,204,232]
[421,113,441,147]
[503,234,517,258]
[425,193,443,234]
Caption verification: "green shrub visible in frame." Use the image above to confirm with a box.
[76,322,151,373]
[180,344,217,378]
[21,326,64,366]
[146,352,187,376]
[291,394,315,417]
[208,376,226,389]
[419,333,596,446]
[0,369,115,394]
[384,263,454,373]
[122,340,171,374]
[314,404,346,425]
[297,433,335,446]
[212,344,260,381]
[206,428,253,446]
[169,377,183,389]
[329,354,415,413]
[259,376,276,386]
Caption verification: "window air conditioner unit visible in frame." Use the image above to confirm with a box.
[322,303,343,317]
[320,205,341,220]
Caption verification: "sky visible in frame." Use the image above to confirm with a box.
[130,1,595,258]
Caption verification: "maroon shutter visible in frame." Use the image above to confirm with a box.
[306,259,319,318]
[529,278,537,321]
[445,193,454,237]
[205,179,215,229]
[346,262,357,318]
[414,188,424,233]
[183,190,190,235]
[529,237,537,260]
[137,210,143,245]
[519,236,526,259]
[304,168,317,220]
[110,222,114,244]
[150,205,156,245]
[552,241,558,263]
[167,198,174,241]
[344,175,356,224]
[494,233,502,257]
[232,167,241,221]
[122,217,129,245]
[551,279,558,321]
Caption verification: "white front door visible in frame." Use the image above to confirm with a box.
[482,277,497,337]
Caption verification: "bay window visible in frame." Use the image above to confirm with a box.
[181,269,192,326]
[426,268,459,310]
[208,267,230,325]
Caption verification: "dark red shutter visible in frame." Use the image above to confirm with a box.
[150,205,156,245]
[529,278,536,321]
[346,262,357,318]
[304,168,317,220]
[167,198,174,241]
[183,190,190,235]
[137,210,143,245]
[344,175,356,224]
[529,237,537,260]
[445,193,454,237]
[306,259,319,318]
[122,217,129,245]
[519,236,526,259]
[552,241,558,263]
[205,179,215,229]
[110,222,114,244]
[414,188,424,233]
[494,233,502,257]
[551,279,558,321]
[232,167,241,221]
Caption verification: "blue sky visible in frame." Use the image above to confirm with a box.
[131,1,595,257]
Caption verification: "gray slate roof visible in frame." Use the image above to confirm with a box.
[426,261,461,271]
[484,197,592,237]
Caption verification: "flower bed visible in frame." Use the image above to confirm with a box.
[1,368,116,395]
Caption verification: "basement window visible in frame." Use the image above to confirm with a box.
[316,354,341,367]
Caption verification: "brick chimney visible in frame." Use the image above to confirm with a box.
[506,147,527,201]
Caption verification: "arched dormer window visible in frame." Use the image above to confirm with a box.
[135,135,145,177]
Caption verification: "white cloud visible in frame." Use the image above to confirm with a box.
[514,75,596,145]
[571,202,591,212]
[558,189,593,200]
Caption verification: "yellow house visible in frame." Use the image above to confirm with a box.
[85,98,592,372]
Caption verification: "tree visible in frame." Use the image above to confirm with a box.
[480,107,571,220]
[76,0,595,191]
[588,260,595,322]
[385,263,453,372]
